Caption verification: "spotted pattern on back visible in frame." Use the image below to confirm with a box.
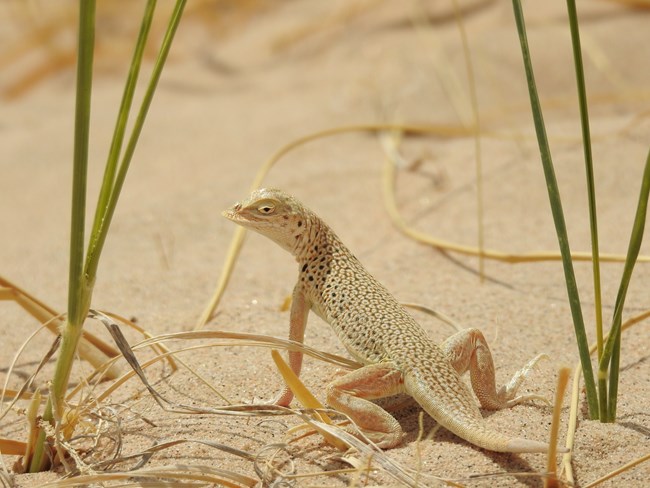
[290,207,481,419]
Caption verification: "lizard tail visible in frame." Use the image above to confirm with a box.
[404,370,563,453]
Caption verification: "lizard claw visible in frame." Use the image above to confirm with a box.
[495,353,550,407]
[244,387,294,407]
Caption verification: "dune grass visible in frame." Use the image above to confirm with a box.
[24,0,187,472]
[511,0,650,422]
[27,0,98,471]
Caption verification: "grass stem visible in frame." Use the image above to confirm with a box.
[511,0,599,418]
[28,0,187,472]
[29,0,97,472]
[599,148,650,420]
[84,0,187,280]
[565,0,606,420]
[89,0,157,250]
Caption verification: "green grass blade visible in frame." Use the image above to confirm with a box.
[54,0,96,418]
[29,0,97,473]
[89,0,157,245]
[607,332,620,421]
[67,1,96,326]
[511,0,599,418]
[599,148,650,420]
[565,0,606,420]
[29,1,187,473]
[84,0,187,280]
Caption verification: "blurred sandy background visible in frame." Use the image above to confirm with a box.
[1,1,649,486]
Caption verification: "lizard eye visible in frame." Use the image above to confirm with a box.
[257,202,276,215]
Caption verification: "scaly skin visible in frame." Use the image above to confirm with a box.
[223,188,559,453]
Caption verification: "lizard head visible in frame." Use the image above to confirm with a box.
[222,188,310,254]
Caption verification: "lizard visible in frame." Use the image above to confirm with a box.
[223,188,561,453]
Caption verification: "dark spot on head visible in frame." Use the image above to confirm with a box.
[298,221,302,227]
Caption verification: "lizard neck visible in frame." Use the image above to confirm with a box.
[292,212,332,262]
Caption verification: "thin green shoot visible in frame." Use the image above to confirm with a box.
[566,0,650,423]
[510,0,599,418]
[565,0,606,420]
[29,0,96,473]
[600,148,650,420]
[85,0,187,280]
[89,0,157,248]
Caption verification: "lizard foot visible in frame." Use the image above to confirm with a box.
[496,353,551,408]
[441,328,551,410]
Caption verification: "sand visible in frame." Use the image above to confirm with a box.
[1,1,649,486]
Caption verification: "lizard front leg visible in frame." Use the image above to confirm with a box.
[326,363,406,448]
[272,284,311,406]
[441,328,548,410]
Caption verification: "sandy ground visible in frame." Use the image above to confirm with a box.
[1,1,649,486]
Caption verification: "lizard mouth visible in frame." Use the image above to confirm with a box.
[222,203,262,226]
[221,208,237,221]
[222,202,243,222]
[222,210,250,225]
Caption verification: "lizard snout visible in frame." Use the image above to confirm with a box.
[221,202,242,221]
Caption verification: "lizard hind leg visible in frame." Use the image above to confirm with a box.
[441,328,549,410]
[326,363,406,448]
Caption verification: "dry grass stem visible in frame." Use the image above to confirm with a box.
[582,452,650,488]
[98,311,177,371]
[380,133,650,264]
[400,303,462,332]
[270,349,348,450]
[545,367,571,488]
[0,438,27,456]
[42,464,259,487]
[1,333,60,424]
[0,275,120,378]
[133,329,361,370]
